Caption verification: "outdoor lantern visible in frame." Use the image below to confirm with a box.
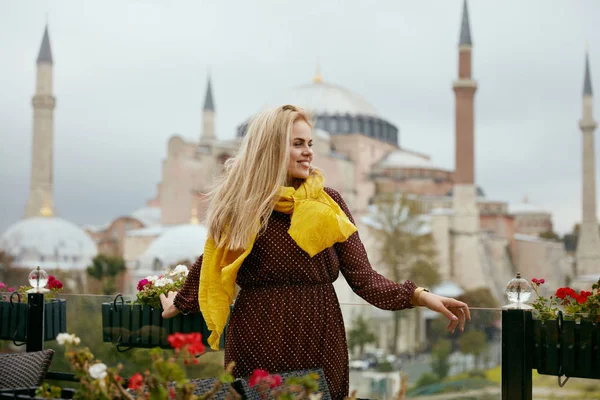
[504,272,533,309]
[27,266,50,293]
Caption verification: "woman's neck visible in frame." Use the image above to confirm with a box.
[286,177,304,189]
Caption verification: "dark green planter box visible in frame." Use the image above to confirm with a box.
[0,298,66,342]
[533,319,600,379]
[101,300,226,350]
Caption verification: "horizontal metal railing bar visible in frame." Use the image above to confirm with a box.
[45,372,79,382]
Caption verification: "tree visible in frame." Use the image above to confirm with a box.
[86,254,126,295]
[347,314,377,358]
[0,250,13,284]
[539,230,560,241]
[457,330,487,370]
[430,338,452,380]
[369,193,441,355]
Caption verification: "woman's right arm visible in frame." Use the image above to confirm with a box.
[160,255,203,318]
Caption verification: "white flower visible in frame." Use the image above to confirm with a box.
[153,277,174,288]
[56,333,81,346]
[171,264,189,277]
[145,275,159,283]
[89,363,107,380]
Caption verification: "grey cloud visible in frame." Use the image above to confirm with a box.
[1,0,599,236]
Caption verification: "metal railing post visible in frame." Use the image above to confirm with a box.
[25,292,45,352]
[501,308,533,400]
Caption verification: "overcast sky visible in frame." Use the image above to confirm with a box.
[1,0,599,235]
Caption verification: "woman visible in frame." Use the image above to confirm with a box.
[160,104,470,399]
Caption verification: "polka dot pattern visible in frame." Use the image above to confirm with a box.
[174,188,418,399]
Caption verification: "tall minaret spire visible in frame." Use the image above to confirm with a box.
[451,0,485,290]
[576,49,600,276]
[459,0,472,46]
[200,73,216,142]
[25,25,56,218]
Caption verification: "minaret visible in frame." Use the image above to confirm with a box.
[200,75,215,142]
[451,0,485,289]
[24,26,56,218]
[576,50,600,276]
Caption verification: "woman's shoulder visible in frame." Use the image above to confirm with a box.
[324,187,345,205]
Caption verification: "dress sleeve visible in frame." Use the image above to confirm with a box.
[173,255,203,314]
[326,188,418,311]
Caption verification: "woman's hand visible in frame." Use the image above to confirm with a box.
[418,291,470,334]
[159,291,181,319]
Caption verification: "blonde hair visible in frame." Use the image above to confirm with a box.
[205,105,312,250]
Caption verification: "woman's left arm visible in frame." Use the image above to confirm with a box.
[327,188,470,331]
[327,188,417,310]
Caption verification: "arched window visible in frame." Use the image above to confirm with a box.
[351,117,360,133]
[329,116,338,132]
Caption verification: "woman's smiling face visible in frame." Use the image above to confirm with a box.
[287,119,314,181]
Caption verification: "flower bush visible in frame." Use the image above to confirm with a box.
[36,331,323,400]
[530,277,600,321]
[0,275,64,303]
[39,331,236,400]
[136,265,189,309]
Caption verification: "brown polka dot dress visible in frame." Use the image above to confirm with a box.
[174,188,418,400]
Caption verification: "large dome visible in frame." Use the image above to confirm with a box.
[137,223,208,271]
[239,79,399,146]
[261,82,379,117]
[0,217,98,270]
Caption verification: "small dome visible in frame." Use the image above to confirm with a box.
[261,82,379,117]
[0,217,98,270]
[137,224,208,271]
[130,206,161,227]
[509,196,550,215]
[376,149,449,170]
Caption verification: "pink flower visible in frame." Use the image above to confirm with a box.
[0,282,5,290]
[249,369,270,387]
[270,374,282,389]
[137,279,151,291]
[7,287,14,292]
[248,369,282,389]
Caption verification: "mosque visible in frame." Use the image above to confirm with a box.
[2,0,597,354]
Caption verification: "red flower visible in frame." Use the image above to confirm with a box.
[539,279,545,284]
[532,278,539,284]
[48,277,63,290]
[187,340,205,356]
[249,369,270,387]
[128,373,143,390]
[167,332,205,356]
[169,387,176,399]
[168,333,187,350]
[137,279,152,291]
[555,287,577,300]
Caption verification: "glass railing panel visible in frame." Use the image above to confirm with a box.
[340,303,502,400]
[4,295,600,398]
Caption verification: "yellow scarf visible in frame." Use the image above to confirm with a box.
[198,171,358,350]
